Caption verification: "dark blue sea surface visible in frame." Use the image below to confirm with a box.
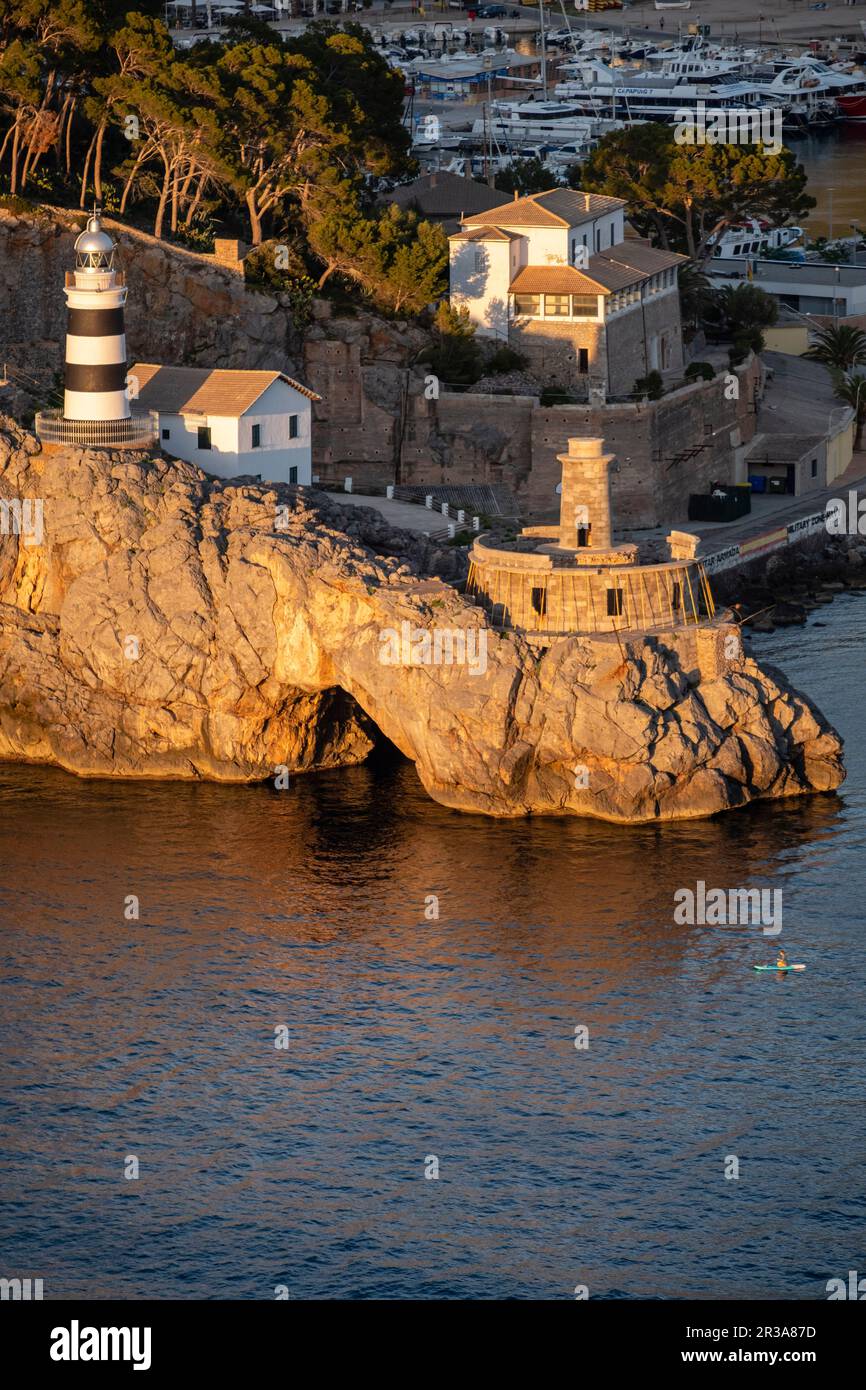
[0,597,864,1300]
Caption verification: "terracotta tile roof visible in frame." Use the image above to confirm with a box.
[584,258,644,292]
[129,364,321,416]
[462,187,626,229]
[450,225,522,242]
[509,265,609,295]
[594,241,689,275]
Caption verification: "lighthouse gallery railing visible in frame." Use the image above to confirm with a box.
[34,409,158,449]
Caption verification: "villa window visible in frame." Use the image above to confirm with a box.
[251,423,261,448]
[197,425,212,451]
[289,414,299,439]
[572,294,596,318]
[514,293,540,316]
[289,466,298,484]
[544,294,570,317]
[161,427,170,441]
[606,587,624,617]
[531,585,547,617]
[672,582,682,611]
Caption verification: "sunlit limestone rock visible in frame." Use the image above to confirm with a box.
[0,419,845,821]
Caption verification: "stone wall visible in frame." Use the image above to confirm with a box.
[518,355,761,527]
[508,291,684,395]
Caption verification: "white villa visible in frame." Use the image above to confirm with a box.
[448,187,687,395]
[129,364,321,485]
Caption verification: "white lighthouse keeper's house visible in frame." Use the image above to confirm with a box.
[35,212,157,449]
[127,364,320,486]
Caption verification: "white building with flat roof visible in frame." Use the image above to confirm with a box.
[129,364,321,485]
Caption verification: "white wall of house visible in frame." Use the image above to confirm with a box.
[449,238,512,338]
[450,205,633,336]
[157,379,313,484]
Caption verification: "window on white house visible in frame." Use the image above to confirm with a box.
[571,294,596,317]
[514,293,540,315]
[251,423,261,448]
[289,466,298,484]
[544,294,570,316]
[162,427,170,440]
[289,415,299,439]
[197,425,211,450]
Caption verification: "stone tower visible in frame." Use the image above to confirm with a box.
[556,435,617,551]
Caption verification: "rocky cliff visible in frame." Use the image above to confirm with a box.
[0,422,845,820]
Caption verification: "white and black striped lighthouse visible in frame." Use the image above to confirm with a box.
[62,213,130,423]
[36,212,156,449]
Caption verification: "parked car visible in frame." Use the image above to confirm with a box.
[477,3,507,14]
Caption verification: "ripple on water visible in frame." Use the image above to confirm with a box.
[0,600,864,1298]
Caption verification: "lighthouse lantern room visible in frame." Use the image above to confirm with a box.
[35,212,157,450]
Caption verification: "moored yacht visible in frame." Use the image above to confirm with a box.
[554,60,787,125]
[708,219,804,260]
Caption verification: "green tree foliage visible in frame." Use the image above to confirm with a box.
[0,6,427,313]
[495,156,555,197]
[576,123,815,261]
[684,360,716,382]
[804,324,866,372]
[634,370,664,400]
[309,198,447,312]
[707,283,778,352]
[427,302,482,386]
[831,371,866,449]
[677,262,714,337]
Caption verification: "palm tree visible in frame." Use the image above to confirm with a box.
[712,283,778,338]
[677,263,713,336]
[831,371,866,450]
[804,324,866,372]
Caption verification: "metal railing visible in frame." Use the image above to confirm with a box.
[35,410,158,449]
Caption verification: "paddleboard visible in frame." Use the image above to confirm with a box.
[753,964,806,972]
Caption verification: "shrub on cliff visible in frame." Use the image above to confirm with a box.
[426,304,482,387]
[486,346,527,375]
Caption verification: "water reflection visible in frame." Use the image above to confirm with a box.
[0,600,863,1298]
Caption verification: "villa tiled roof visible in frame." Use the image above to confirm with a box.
[583,258,645,292]
[462,187,626,229]
[449,225,522,242]
[510,240,688,295]
[129,364,321,416]
[594,241,689,275]
[509,265,609,295]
